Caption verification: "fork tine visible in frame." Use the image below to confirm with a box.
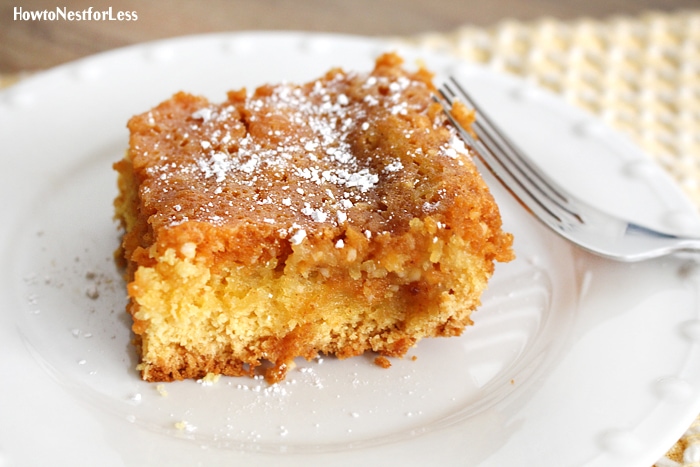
[446,79,572,208]
[436,77,700,261]
[438,78,583,229]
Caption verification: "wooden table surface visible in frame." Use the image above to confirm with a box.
[1,0,698,73]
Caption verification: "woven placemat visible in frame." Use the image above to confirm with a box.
[0,73,23,89]
[1,9,698,466]
[409,10,700,467]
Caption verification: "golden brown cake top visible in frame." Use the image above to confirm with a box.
[127,53,511,264]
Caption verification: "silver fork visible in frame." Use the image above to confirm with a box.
[436,76,700,262]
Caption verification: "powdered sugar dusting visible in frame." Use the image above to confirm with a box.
[197,152,232,182]
[139,59,472,245]
[289,228,307,245]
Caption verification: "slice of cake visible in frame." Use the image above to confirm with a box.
[113,52,514,384]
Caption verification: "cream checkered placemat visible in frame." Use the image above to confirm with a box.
[1,9,699,466]
[0,73,22,89]
[409,10,700,467]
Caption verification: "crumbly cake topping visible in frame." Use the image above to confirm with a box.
[128,54,475,245]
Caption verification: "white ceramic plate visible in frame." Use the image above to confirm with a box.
[2,32,700,467]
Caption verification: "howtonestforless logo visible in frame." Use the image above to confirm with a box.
[13,6,138,21]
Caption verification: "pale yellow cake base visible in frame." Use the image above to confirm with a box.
[127,216,493,383]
